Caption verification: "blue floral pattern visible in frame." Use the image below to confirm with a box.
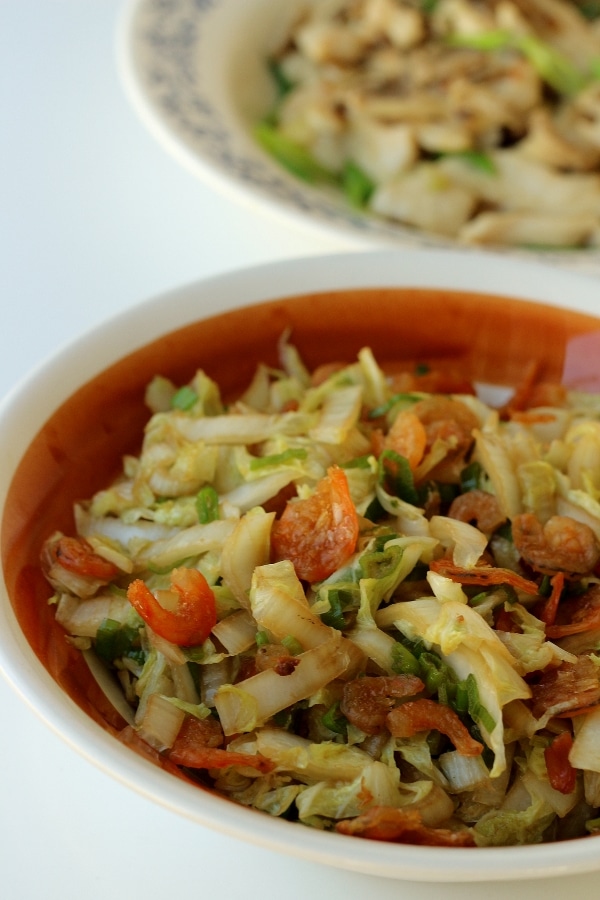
[125,0,600,271]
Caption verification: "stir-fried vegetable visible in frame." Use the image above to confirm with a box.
[257,0,600,249]
[42,336,600,847]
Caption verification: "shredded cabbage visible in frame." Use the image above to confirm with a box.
[43,339,600,847]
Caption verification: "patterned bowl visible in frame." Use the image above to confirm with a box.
[118,0,600,274]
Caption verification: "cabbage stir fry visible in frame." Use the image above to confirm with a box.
[258,0,600,248]
[42,339,600,847]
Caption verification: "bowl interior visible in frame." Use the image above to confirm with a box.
[3,284,600,724]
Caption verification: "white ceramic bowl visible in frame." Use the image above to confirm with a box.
[117,0,600,275]
[2,249,600,882]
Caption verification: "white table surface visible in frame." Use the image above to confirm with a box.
[2,3,600,897]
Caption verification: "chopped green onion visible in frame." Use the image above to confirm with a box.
[364,495,386,522]
[249,447,308,470]
[171,385,198,411]
[281,635,303,656]
[439,482,459,504]
[446,29,513,51]
[538,574,552,598]
[447,30,588,96]
[391,641,421,677]
[359,542,403,580]
[341,454,372,469]
[341,160,375,208]
[440,150,496,175]
[416,479,458,507]
[196,485,220,524]
[320,589,352,631]
[379,449,420,505]
[460,461,483,493]
[418,651,447,694]
[372,530,399,552]
[454,680,469,716]
[255,630,270,647]
[369,392,421,419]
[517,34,587,96]
[466,673,496,734]
[437,680,450,706]
[267,57,294,99]
[95,618,144,665]
[272,708,293,729]
[496,521,514,542]
[254,122,338,183]
[321,701,348,735]
[590,58,600,79]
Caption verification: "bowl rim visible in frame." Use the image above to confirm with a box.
[3,248,600,882]
[115,0,600,276]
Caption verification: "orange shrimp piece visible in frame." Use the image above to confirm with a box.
[429,559,540,595]
[171,713,224,750]
[535,571,565,626]
[340,674,424,735]
[168,715,273,772]
[447,489,506,537]
[383,409,427,471]
[43,534,120,581]
[335,806,475,846]
[512,513,600,576]
[530,654,600,719]
[544,731,577,795]
[127,567,216,647]
[169,743,273,772]
[386,698,484,756]
[545,585,600,639]
[411,396,479,482]
[271,465,359,583]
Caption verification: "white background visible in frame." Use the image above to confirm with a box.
[1,2,600,897]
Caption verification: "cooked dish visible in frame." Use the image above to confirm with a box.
[257,0,600,248]
[42,337,600,846]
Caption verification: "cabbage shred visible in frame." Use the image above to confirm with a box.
[43,339,600,848]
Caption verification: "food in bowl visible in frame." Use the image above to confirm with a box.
[36,327,600,848]
[6,253,600,880]
[257,0,600,249]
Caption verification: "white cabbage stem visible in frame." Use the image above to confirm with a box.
[215,635,351,735]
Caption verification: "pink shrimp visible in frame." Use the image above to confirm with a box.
[383,409,428,471]
[335,806,475,846]
[386,699,484,757]
[340,674,424,735]
[530,653,600,719]
[169,717,272,772]
[448,489,506,537]
[512,513,600,576]
[411,396,480,482]
[41,533,119,581]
